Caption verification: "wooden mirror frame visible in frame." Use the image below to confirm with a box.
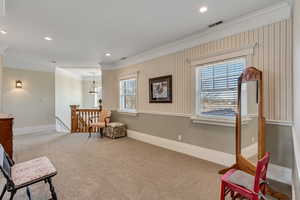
[219,67,288,200]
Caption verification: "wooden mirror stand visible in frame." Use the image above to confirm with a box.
[219,67,288,200]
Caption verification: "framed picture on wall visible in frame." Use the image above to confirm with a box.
[149,75,172,103]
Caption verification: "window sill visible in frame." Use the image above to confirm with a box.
[190,115,252,127]
[117,110,138,116]
[191,115,235,127]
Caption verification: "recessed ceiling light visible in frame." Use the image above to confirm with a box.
[105,53,111,57]
[199,6,208,13]
[44,36,52,41]
[0,30,7,35]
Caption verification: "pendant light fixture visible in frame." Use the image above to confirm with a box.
[88,72,98,94]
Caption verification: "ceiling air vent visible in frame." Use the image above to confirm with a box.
[208,20,223,28]
[120,57,127,61]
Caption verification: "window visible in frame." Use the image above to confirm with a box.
[119,78,137,112]
[196,57,245,117]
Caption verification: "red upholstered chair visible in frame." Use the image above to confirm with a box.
[220,152,270,200]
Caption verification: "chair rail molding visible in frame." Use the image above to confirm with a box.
[125,110,293,127]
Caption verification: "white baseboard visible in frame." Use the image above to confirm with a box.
[268,164,292,185]
[292,126,300,200]
[241,142,258,159]
[292,181,296,200]
[14,124,56,135]
[127,129,235,166]
[127,129,291,185]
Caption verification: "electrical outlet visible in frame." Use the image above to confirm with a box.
[178,134,182,141]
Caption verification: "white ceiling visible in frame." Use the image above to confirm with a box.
[0,0,287,71]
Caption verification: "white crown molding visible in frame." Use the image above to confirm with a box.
[56,66,102,80]
[57,65,101,69]
[4,65,54,72]
[127,129,291,184]
[103,2,291,70]
[55,67,82,80]
[3,66,55,73]
[4,60,55,72]
[82,76,102,81]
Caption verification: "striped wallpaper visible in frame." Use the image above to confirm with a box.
[103,18,293,122]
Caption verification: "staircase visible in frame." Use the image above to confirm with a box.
[55,116,70,133]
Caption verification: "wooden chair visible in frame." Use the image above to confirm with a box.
[220,152,270,200]
[0,145,58,200]
[88,110,111,138]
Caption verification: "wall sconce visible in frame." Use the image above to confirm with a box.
[16,80,23,88]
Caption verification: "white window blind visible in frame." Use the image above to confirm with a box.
[196,57,245,117]
[119,78,137,112]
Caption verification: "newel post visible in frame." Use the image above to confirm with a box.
[70,105,79,133]
[98,99,103,112]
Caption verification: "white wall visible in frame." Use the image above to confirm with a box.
[55,68,83,129]
[2,67,55,128]
[293,0,300,198]
[82,80,94,107]
[81,79,101,108]
[103,19,293,123]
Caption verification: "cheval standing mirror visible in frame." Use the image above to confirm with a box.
[219,67,288,200]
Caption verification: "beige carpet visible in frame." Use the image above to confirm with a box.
[0,132,291,200]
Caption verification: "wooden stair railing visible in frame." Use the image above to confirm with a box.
[70,105,101,133]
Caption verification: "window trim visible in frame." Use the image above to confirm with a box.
[195,57,246,118]
[190,45,255,126]
[118,72,138,114]
[190,115,251,127]
[190,44,256,66]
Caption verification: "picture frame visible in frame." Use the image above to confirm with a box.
[149,75,172,103]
